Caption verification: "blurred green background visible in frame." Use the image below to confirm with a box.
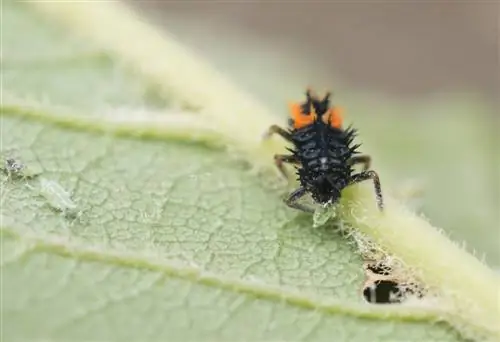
[127,1,499,267]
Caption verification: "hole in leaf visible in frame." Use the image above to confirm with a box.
[363,279,404,304]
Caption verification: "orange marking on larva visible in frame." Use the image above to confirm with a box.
[329,107,343,128]
[289,102,316,129]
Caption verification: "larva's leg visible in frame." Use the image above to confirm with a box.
[274,154,300,180]
[285,186,314,213]
[348,155,372,172]
[349,170,384,211]
[262,125,292,142]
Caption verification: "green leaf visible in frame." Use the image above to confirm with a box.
[2,2,498,342]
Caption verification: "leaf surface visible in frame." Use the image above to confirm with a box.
[1,2,492,341]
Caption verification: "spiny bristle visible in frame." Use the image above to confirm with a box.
[350,144,362,153]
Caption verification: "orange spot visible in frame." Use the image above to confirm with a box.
[288,102,316,129]
[328,106,343,128]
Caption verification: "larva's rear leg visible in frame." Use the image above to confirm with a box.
[349,170,384,211]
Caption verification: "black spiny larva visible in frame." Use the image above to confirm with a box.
[263,88,384,213]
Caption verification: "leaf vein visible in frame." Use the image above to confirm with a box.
[1,225,446,324]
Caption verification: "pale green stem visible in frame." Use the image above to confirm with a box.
[29,1,282,170]
[28,2,500,341]
[339,187,500,340]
